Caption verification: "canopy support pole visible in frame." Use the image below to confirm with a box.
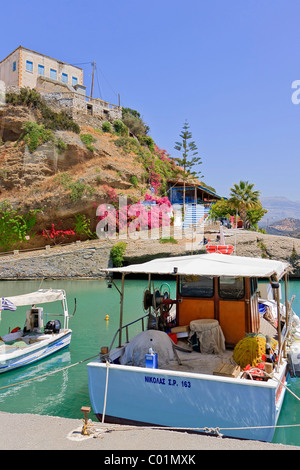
[284,273,289,355]
[273,277,282,369]
[118,273,126,347]
[148,274,151,317]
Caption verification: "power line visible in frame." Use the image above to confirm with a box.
[95,64,118,98]
[95,65,103,100]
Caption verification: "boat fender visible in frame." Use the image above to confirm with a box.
[11,327,21,333]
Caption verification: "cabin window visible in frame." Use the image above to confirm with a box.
[218,277,244,299]
[180,275,214,298]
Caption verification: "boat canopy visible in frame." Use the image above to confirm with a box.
[103,253,289,279]
[4,289,66,307]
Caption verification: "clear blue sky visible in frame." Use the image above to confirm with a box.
[1,0,300,201]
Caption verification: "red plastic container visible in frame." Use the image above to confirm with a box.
[168,333,178,344]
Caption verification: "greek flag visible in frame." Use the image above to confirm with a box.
[1,298,17,311]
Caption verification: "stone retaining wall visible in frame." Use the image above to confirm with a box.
[0,229,300,280]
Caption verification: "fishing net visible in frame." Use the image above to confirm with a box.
[233,334,276,369]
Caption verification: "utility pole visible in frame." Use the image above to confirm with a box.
[90,61,95,99]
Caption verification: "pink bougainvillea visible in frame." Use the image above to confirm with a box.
[103,185,118,205]
[144,194,172,208]
[96,187,172,235]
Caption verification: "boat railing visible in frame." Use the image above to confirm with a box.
[108,314,149,352]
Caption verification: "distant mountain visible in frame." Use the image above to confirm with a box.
[260,197,300,226]
[265,218,300,238]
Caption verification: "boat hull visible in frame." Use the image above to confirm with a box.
[87,360,288,442]
[0,330,72,373]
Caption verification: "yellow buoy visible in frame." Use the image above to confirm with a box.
[105,315,109,321]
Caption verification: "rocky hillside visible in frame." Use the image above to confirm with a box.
[0,93,193,251]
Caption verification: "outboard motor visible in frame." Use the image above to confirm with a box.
[25,307,43,333]
[44,320,61,334]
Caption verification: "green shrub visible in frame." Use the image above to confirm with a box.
[55,172,95,202]
[102,121,112,133]
[68,181,87,202]
[110,241,127,267]
[68,181,95,202]
[139,135,155,152]
[74,214,95,239]
[56,138,68,153]
[130,175,138,188]
[22,121,53,152]
[80,133,96,152]
[6,88,42,108]
[121,113,149,137]
[113,136,141,154]
[6,88,80,134]
[291,245,298,262]
[0,201,40,251]
[55,172,72,187]
[113,119,127,136]
[159,237,178,244]
[41,107,80,133]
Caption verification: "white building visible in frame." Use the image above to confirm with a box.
[0,46,121,121]
[0,45,84,93]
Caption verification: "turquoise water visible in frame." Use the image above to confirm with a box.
[0,277,299,446]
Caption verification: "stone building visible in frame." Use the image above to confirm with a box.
[0,46,121,123]
[0,46,83,91]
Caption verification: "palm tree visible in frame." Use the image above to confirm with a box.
[229,181,261,228]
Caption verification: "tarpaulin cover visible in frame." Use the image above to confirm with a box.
[3,289,66,307]
[102,253,288,279]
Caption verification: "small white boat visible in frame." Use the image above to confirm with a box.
[87,253,300,442]
[0,289,73,373]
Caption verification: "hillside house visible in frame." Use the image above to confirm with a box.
[0,46,84,92]
[0,46,121,122]
[168,180,223,228]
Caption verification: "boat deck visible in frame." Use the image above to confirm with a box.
[164,343,236,376]
[155,316,278,378]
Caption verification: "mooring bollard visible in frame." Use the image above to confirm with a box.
[81,406,91,435]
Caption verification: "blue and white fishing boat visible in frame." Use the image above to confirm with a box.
[0,289,73,373]
[87,253,300,442]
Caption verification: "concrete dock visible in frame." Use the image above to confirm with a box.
[0,412,298,451]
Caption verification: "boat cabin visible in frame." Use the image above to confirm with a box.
[177,274,259,346]
[105,253,289,355]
